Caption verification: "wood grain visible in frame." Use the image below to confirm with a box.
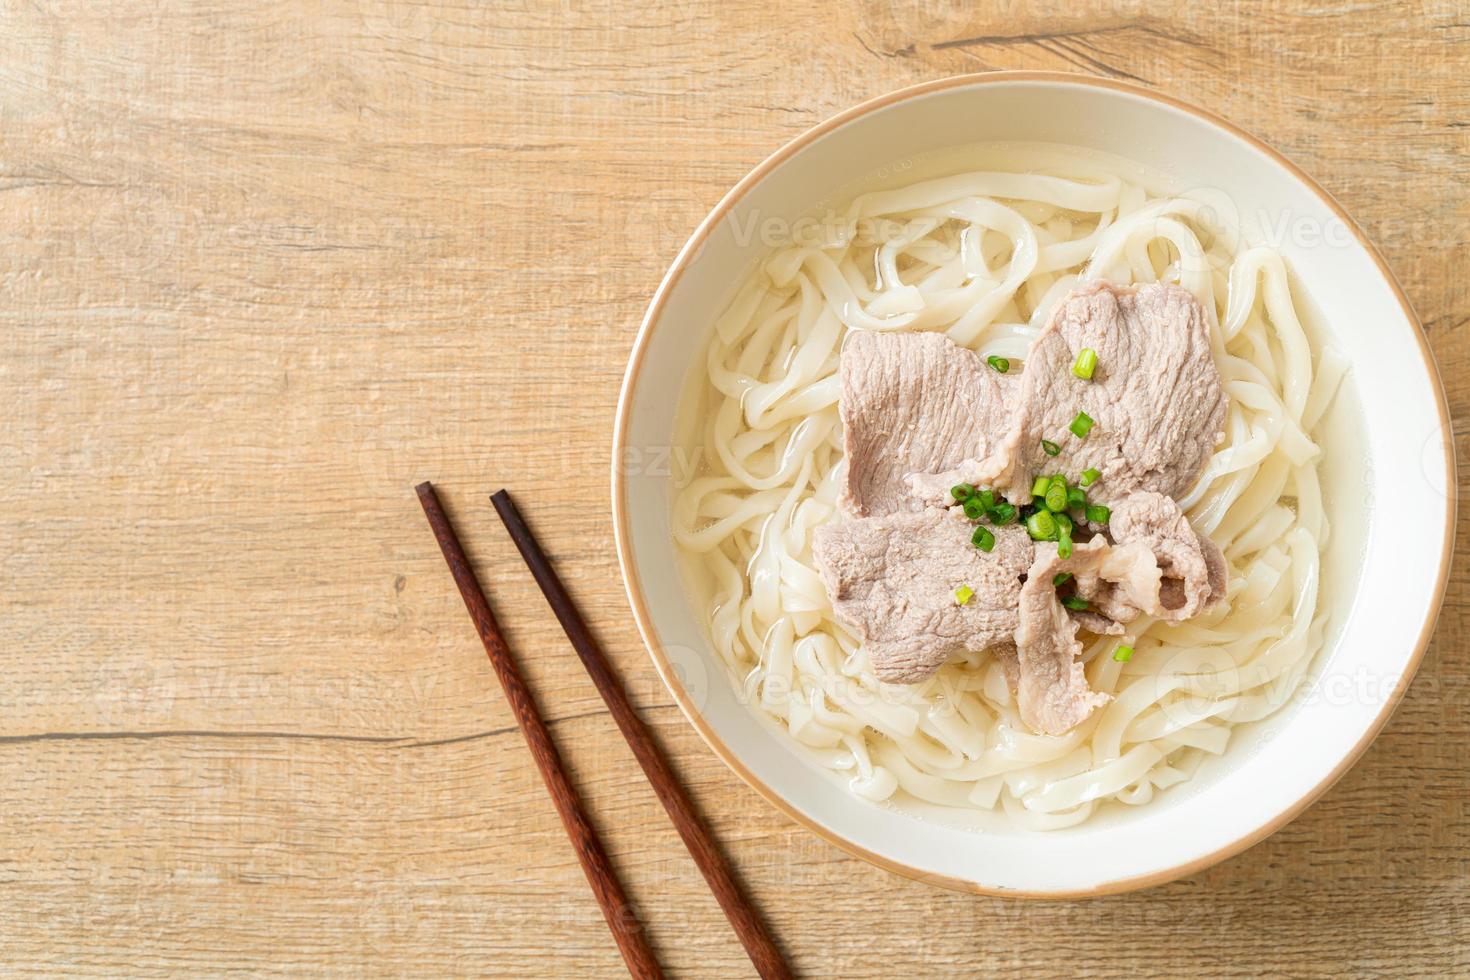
[491,490,789,979]
[417,483,663,979]
[1,2,1467,977]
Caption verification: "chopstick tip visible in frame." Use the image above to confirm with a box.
[490,489,521,528]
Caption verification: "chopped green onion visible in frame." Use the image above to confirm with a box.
[1057,521,1073,559]
[1053,572,1073,587]
[951,484,975,502]
[1067,487,1086,510]
[955,584,975,606]
[1044,480,1068,513]
[1080,468,1101,487]
[987,355,1010,374]
[977,489,996,510]
[1054,511,1073,533]
[1069,411,1095,439]
[1085,504,1111,525]
[1025,510,1057,541]
[1041,439,1061,457]
[1031,475,1051,498]
[971,525,996,552]
[988,502,1017,526]
[1061,595,1090,611]
[962,497,985,520]
[1072,347,1098,380]
[1113,644,1135,663]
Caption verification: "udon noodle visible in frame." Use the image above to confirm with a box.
[672,144,1346,829]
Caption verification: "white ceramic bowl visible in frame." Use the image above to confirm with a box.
[613,72,1454,896]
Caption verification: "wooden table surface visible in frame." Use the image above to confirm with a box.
[4,3,1468,977]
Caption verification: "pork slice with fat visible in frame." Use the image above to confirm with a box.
[1108,490,1228,620]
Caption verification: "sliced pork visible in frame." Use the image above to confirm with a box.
[911,281,1225,508]
[811,280,1232,736]
[1009,505,1229,734]
[1014,541,1113,735]
[1044,537,1163,630]
[1022,493,1227,632]
[812,509,1032,683]
[838,330,1017,517]
[1110,491,1228,619]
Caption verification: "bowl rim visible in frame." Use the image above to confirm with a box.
[611,70,1455,897]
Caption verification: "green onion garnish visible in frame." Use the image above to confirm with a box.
[1055,511,1073,532]
[977,489,996,510]
[1072,347,1098,380]
[988,502,1017,525]
[1061,595,1090,611]
[1044,479,1068,513]
[1026,510,1057,541]
[971,525,996,552]
[955,584,975,606]
[1085,504,1111,525]
[1069,411,1094,439]
[987,355,1010,373]
[1053,572,1073,586]
[1080,468,1101,487]
[951,484,974,502]
[1067,487,1086,510]
[1113,644,1135,663]
[1041,439,1061,457]
[1031,475,1051,498]
[1057,521,1073,559]
[962,497,985,520]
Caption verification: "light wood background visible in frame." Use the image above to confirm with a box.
[3,2,1467,977]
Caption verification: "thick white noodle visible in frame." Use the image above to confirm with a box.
[672,147,1345,829]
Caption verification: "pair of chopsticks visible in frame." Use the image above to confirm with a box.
[416,483,791,980]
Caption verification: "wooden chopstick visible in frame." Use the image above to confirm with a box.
[415,482,664,980]
[490,489,793,980]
